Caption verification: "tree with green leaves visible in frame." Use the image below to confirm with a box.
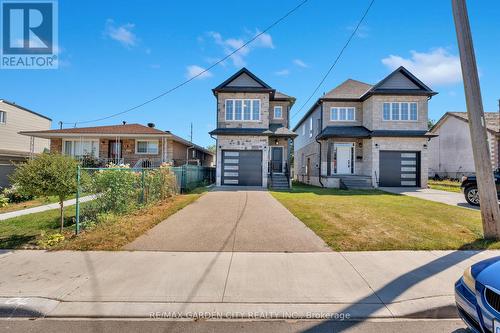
[206,144,216,154]
[11,153,78,232]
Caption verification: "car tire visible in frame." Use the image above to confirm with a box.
[464,186,480,206]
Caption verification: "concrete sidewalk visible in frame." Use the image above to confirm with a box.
[379,187,477,210]
[0,195,95,221]
[1,250,499,319]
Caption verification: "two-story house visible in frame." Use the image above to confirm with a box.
[209,68,297,188]
[0,99,51,187]
[293,66,437,189]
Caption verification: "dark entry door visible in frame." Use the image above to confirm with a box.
[379,151,420,187]
[222,150,262,186]
[108,140,122,160]
[271,147,283,173]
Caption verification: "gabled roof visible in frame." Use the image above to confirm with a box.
[20,123,169,137]
[213,68,272,93]
[322,79,372,100]
[0,99,52,121]
[293,66,437,130]
[431,112,500,134]
[165,131,215,156]
[273,91,296,102]
[361,66,437,99]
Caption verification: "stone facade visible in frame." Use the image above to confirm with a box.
[216,135,269,187]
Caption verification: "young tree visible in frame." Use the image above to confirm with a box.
[11,153,78,232]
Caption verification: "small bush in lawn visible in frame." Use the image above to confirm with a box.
[2,185,34,203]
[38,232,65,248]
[0,194,8,208]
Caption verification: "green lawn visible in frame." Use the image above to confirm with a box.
[0,194,80,214]
[428,179,462,193]
[271,183,499,251]
[0,188,206,250]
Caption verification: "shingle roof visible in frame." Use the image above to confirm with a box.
[317,126,435,139]
[317,126,371,139]
[322,79,373,99]
[273,91,295,101]
[269,124,297,137]
[21,123,168,135]
[448,112,499,133]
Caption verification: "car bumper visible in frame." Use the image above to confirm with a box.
[455,278,500,333]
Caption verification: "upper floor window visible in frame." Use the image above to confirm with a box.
[330,107,355,121]
[309,118,313,138]
[302,124,305,136]
[0,111,6,124]
[273,106,283,119]
[383,102,418,121]
[225,99,260,121]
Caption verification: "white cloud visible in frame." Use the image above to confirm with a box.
[293,59,308,68]
[347,24,369,38]
[185,65,213,80]
[274,69,290,76]
[104,19,138,47]
[207,30,274,67]
[381,48,462,86]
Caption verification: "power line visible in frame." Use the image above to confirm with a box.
[62,0,309,126]
[290,0,375,122]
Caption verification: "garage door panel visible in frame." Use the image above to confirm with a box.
[222,150,262,186]
[379,151,420,187]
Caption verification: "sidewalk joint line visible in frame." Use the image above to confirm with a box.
[339,252,395,318]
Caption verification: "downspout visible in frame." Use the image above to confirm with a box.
[315,102,324,187]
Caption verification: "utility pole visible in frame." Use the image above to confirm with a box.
[452,0,500,239]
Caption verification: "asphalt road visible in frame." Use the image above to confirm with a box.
[0,318,469,333]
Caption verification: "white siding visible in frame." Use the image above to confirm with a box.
[0,101,51,153]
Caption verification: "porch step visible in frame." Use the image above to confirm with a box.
[269,174,290,190]
[336,176,373,190]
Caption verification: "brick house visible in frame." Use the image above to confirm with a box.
[293,66,437,189]
[209,68,297,188]
[21,123,214,167]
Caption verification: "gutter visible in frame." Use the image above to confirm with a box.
[315,102,324,188]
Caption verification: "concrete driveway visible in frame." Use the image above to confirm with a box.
[379,187,478,210]
[125,187,330,252]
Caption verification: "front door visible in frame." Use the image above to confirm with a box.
[335,144,353,174]
[271,147,283,173]
[108,140,122,160]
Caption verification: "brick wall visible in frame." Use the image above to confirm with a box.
[50,138,62,153]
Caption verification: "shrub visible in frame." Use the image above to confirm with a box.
[2,185,34,203]
[10,153,78,232]
[0,194,8,208]
[91,168,141,214]
[38,232,65,248]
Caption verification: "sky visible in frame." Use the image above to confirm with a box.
[1,0,499,147]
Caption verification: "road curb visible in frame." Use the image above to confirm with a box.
[0,297,59,318]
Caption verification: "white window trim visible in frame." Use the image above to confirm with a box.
[273,106,283,119]
[0,110,6,124]
[302,124,305,135]
[225,99,261,122]
[62,139,100,158]
[330,107,356,121]
[135,139,159,155]
[382,102,418,121]
[309,118,313,138]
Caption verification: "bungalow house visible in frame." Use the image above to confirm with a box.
[20,123,214,168]
[293,66,437,189]
[428,110,500,178]
[209,68,297,188]
[0,99,51,187]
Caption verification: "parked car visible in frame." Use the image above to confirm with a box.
[455,256,500,333]
[460,172,500,206]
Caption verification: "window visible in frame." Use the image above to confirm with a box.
[309,118,313,138]
[136,140,159,154]
[274,106,283,119]
[0,111,5,124]
[383,102,418,121]
[225,99,260,121]
[63,140,99,158]
[302,124,305,135]
[330,107,355,121]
